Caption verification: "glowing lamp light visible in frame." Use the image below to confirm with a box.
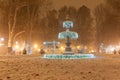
[15,45,19,49]
[60,46,64,51]
[38,49,40,52]
[34,44,38,49]
[77,46,80,49]
[0,38,4,42]
[105,45,115,53]
[0,43,4,46]
[21,48,24,51]
[89,50,95,53]
[16,41,18,44]
[110,48,115,52]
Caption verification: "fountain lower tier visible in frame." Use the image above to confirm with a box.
[43,54,95,59]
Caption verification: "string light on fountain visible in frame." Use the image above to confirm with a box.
[43,15,95,59]
[58,15,78,55]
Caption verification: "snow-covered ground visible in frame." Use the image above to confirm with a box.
[0,54,120,80]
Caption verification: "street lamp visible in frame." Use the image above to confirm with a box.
[34,44,38,49]
[15,45,19,49]
[0,38,4,42]
[77,46,80,49]
[60,46,65,51]
[0,37,5,47]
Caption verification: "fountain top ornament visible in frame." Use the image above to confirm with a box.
[63,20,73,29]
[58,16,78,39]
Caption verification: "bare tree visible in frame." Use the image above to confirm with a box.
[94,0,120,52]
[0,0,27,53]
[0,0,52,54]
[25,0,52,54]
[77,5,94,50]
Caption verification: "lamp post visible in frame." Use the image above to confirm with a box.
[0,38,4,42]
[0,37,5,46]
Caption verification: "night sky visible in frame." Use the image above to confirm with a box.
[53,0,104,10]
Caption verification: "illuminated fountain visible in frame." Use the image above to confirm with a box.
[43,16,95,59]
[58,17,78,55]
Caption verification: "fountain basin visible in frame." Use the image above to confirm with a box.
[43,54,95,59]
